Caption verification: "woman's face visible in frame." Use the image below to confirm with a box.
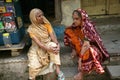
[72,12,82,27]
[36,12,44,24]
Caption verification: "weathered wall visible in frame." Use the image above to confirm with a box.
[60,0,120,26]
[61,0,81,26]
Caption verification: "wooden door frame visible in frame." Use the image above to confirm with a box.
[54,0,62,23]
[106,0,109,14]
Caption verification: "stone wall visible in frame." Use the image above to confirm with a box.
[61,0,81,26]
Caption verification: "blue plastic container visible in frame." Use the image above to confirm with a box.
[0,33,4,45]
[0,27,25,45]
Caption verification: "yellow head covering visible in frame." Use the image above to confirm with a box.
[28,8,52,43]
[29,8,51,28]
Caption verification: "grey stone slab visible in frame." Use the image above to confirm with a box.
[61,67,78,78]
[0,52,27,64]
[106,65,120,79]
[100,28,120,55]
[61,66,111,80]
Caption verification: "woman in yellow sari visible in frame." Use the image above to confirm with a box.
[27,8,64,80]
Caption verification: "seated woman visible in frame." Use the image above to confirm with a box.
[27,8,64,80]
[64,8,109,80]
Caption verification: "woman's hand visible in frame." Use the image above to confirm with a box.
[45,43,60,54]
[81,41,90,55]
[45,46,55,52]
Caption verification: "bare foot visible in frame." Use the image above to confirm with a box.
[74,72,83,80]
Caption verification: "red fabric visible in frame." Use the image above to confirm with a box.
[81,46,104,74]
[64,9,109,74]
[77,8,109,62]
[64,27,83,56]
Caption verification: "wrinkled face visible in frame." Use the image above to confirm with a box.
[36,12,44,24]
[72,12,82,27]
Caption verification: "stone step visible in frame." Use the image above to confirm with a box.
[61,66,110,80]
[0,52,28,80]
[106,65,120,79]
[61,67,77,80]
[59,41,72,54]
[0,56,111,80]
[60,52,76,67]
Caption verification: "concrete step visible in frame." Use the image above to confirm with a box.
[61,66,110,80]
[0,51,28,80]
[59,41,72,54]
[106,65,120,79]
[61,67,77,80]
[60,52,77,67]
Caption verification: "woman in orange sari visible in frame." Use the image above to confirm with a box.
[27,8,64,80]
[64,9,109,80]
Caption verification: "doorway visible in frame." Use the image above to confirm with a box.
[19,0,55,23]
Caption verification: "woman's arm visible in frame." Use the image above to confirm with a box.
[64,34,71,46]
[80,40,90,55]
[49,32,60,53]
[49,32,58,44]
[31,35,53,52]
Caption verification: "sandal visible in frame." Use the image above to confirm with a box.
[58,71,65,80]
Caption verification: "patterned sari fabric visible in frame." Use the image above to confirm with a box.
[64,9,109,74]
[77,8,109,62]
